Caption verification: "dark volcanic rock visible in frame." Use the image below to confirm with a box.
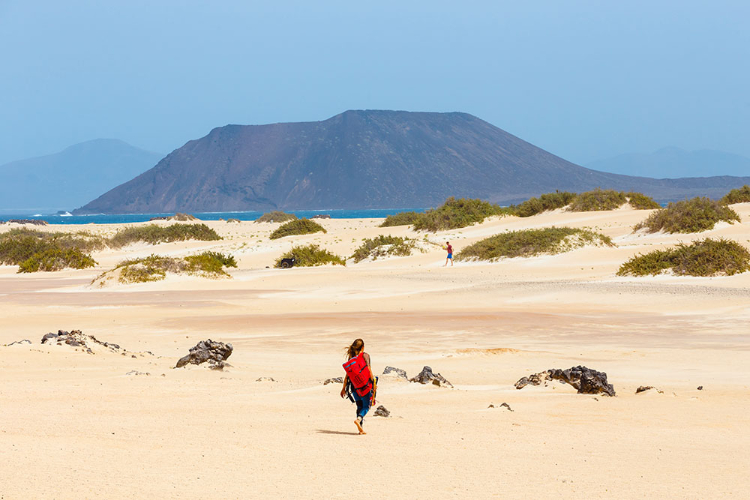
[635,385,663,394]
[374,405,390,417]
[515,366,616,397]
[40,330,129,355]
[5,339,32,346]
[697,386,703,391]
[488,402,514,411]
[382,366,408,379]
[175,339,233,369]
[323,377,343,385]
[73,111,750,215]
[311,214,331,219]
[409,366,452,388]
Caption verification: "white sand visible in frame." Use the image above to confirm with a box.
[1,206,749,499]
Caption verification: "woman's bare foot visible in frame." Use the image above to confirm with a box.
[354,418,366,435]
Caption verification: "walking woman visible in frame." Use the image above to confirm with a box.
[340,338,377,435]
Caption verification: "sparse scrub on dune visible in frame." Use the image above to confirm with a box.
[412,197,507,232]
[625,192,660,210]
[721,185,750,205]
[456,227,614,261]
[169,213,197,221]
[350,235,419,263]
[226,218,241,223]
[634,197,740,234]
[109,223,221,248]
[380,211,422,227]
[108,251,237,284]
[269,218,326,239]
[274,244,345,267]
[255,211,298,223]
[617,238,750,277]
[0,229,103,273]
[513,191,577,217]
[567,189,626,212]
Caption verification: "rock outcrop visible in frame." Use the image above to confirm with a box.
[323,377,343,385]
[383,366,408,379]
[175,339,233,369]
[5,339,32,346]
[40,329,139,356]
[409,366,453,388]
[635,386,663,394]
[515,366,616,397]
[374,405,390,417]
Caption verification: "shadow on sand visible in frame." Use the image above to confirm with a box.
[316,429,361,436]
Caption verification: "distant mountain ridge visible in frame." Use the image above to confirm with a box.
[0,139,163,212]
[75,111,750,214]
[586,147,750,178]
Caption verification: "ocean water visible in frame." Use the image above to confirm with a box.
[0,208,427,225]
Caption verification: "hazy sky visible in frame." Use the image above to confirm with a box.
[1,1,748,166]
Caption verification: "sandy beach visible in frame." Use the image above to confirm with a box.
[2,206,750,499]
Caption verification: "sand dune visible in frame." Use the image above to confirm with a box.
[1,206,749,498]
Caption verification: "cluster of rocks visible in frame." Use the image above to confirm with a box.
[311,214,331,219]
[515,365,616,397]
[383,366,408,379]
[4,339,32,346]
[0,219,47,225]
[40,329,144,357]
[409,366,453,388]
[374,405,390,417]
[488,402,513,412]
[323,377,343,385]
[175,339,233,370]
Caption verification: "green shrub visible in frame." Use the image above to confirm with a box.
[18,248,96,273]
[625,192,660,210]
[109,223,221,247]
[567,189,626,212]
[380,211,422,227]
[634,197,740,234]
[0,229,102,272]
[113,251,237,284]
[227,218,241,223]
[269,218,326,239]
[721,185,750,205]
[514,191,577,217]
[274,244,345,267]
[256,211,298,223]
[412,197,505,232]
[350,235,418,263]
[169,213,197,221]
[618,238,750,277]
[457,227,613,261]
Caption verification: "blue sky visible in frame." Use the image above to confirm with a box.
[1,0,748,166]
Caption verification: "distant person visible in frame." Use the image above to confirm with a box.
[341,338,377,435]
[444,241,453,267]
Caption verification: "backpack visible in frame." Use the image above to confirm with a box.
[343,353,373,396]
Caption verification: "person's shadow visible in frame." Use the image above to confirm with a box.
[316,429,360,436]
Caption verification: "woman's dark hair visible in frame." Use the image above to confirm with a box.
[346,338,364,359]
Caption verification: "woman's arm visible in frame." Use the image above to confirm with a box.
[340,374,349,398]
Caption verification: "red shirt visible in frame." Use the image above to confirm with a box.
[446,245,453,254]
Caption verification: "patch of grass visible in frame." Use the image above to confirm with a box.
[256,211,298,223]
[169,213,197,221]
[618,238,750,277]
[0,229,103,273]
[413,197,506,232]
[109,223,221,248]
[721,185,750,205]
[567,189,626,212]
[227,218,241,223]
[269,218,326,239]
[625,192,660,210]
[113,251,237,284]
[634,197,740,234]
[274,244,345,267]
[513,191,577,217]
[350,235,418,263]
[380,211,422,227]
[457,227,614,261]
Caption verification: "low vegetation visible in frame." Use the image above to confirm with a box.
[269,218,326,239]
[625,192,660,210]
[457,227,614,261]
[226,218,241,223]
[380,211,422,227]
[412,197,507,232]
[350,235,418,263]
[513,191,577,217]
[110,251,237,284]
[169,213,197,221]
[634,197,740,234]
[567,189,626,212]
[617,238,750,277]
[274,244,345,267]
[255,211,298,223]
[109,223,221,247]
[0,229,103,273]
[721,185,750,205]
